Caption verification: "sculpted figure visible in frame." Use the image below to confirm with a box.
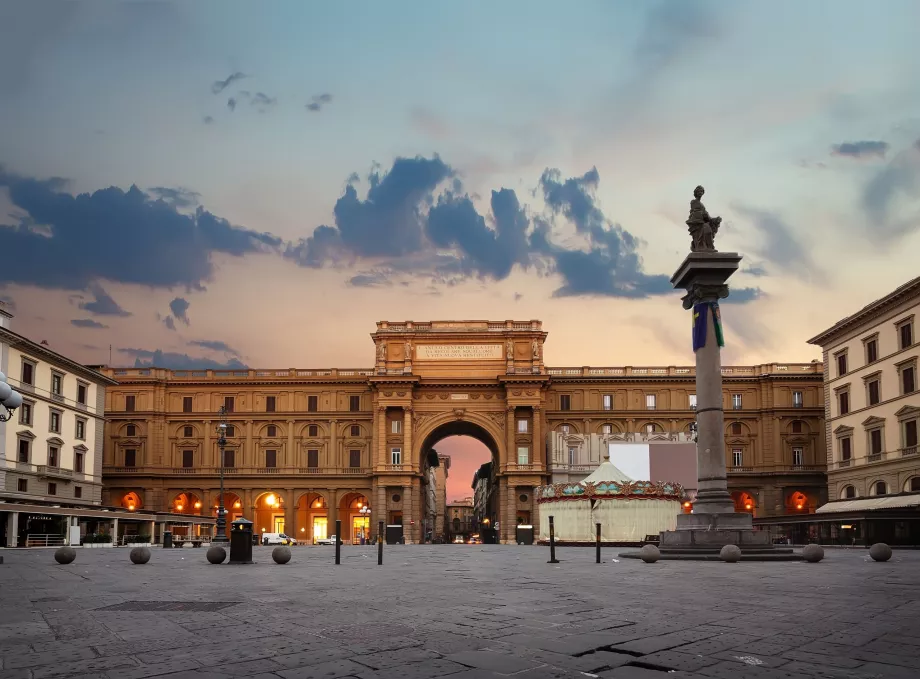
[377,342,386,362]
[506,340,513,360]
[686,185,722,252]
[404,340,412,360]
[532,339,540,359]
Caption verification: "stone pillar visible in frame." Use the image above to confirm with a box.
[377,406,386,467]
[112,517,119,543]
[533,406,542,469]
[506,483,516,543]
[285,488,296,535]
[148,520,156,542]
[403,408,412,470]
[328,489,339,540]
[203,420,211,466]
[245,420,253,468]
[287,420,295,467]
[506,406,515,469]
[330,419,338,469]
[402,484,412,543]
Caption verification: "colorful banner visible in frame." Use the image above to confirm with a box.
[692,302,725,351]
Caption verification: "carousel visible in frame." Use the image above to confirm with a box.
[536,456,683,544]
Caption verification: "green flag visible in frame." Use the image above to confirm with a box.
[710,302,725,348]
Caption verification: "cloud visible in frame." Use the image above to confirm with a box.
[169,297,190,324]
[163,315,176,331]
[203,116,215,125]
[410,108,450,139]
[513,292,523,301]
[306,93,333,112]
[722,287,763,304]
[0,167,283,291]
[211,71,246,94]
[189,339,238,354]
[70,318,108,329]
[0,294,15,311]
[633,0,720,82]
[148,187,200,209]
[732,205,820,282]
[862,138,920,240]
[227,97,237,112]
[741,263,769,277]
[122,348,248,370]
[79,282,132,317]
[831,140,890,159]
[250,92,277,111]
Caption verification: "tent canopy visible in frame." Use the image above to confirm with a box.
[579,456,632,485]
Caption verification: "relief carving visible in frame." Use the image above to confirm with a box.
[383,391,392,397]
[396,391,406,397]
[512,390,522,396]
[485,411,506,430]
[453,408,465,419]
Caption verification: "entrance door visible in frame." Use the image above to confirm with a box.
[274,516,285,533]
[352,517,369,544]
[313,517,328,544]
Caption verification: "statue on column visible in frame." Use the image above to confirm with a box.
[506,340,513,360]
[404,340,412,360]
[377,341,386,363]
[686,185,722,253]
[532,339,541,360]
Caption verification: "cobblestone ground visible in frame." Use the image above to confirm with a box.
[1,545,919,678]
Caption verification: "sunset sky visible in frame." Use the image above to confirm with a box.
[3,1,920,497]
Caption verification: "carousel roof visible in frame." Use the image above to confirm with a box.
[579,456,632,485]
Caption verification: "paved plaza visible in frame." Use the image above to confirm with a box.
[1,545,919,679]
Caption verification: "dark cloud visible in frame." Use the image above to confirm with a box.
[862,139,920,240]
[732,205,821,283]
[148,187,200,209]
[831,140,890,159]
[227,97,237,112]
[79,283,132,317]
[169,297,190,325]
[203,116,215,125]
[722,287,763,304]
[122,348,247,370]
[211,72,246,94]
[0,167,282,291]
[306,93,333,112]
[189,339,238,354]
[741,263,769,277]
[70,318,108,329]
[250,92,277,110]
[163,315,176,331]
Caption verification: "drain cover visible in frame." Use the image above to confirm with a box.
[96,601,240,612]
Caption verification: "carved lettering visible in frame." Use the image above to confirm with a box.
[415,344,503,360]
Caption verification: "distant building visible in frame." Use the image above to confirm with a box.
[446,496,474,542]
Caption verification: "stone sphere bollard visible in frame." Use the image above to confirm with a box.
[54,546,76,564]
[129,546,151,564]
[272,546,292,565]
[719,544,742,563]
[802,543,824,563]
[869,543,892,562]
[206,545,227,565]
[639,544,660,563]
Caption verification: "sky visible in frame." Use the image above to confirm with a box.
[2,0,920,374]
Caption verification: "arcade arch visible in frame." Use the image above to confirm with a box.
[170,492,203,515]
[296,492,331,543]
[211,492,243,537]
[253,491,286,535]
[120,491,142,511]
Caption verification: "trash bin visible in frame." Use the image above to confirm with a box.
[162,531,173,549]
[229,517,254,564]
[515,525,534,545]
[385,524,404,545]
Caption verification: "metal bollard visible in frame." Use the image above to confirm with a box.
[596,522,601,564]
[378,520,384,565]
[335,519,341,565]
[548,515,560,564]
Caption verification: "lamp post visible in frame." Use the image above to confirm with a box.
[0,371,24,423]
[359,505,371,543]
[212,406,230,544]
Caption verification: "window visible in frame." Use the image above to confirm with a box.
[308,424,318,437]
[74,451,84,473]
[903,419,918,453]
[835,351,848,376]
[125,449,137,467]
[843,485,856,499]
[307,449,319,468]
[225,425,235,437]
[517,446,529,464]
[599,424,611,435]
[48,446,59,467]
[125,395,136,412]
[18,438,30,463]
[865,337,878,364]
[689,394,697,410]
[21,359,35,385]
[793,391,803,408]
[603,394,613,411]
[869,429,883,457]
[182,450,194,468]
[265,450,277,468]
[349,450,361,468]
[732,394,742,410]
[646,394,656,410]
[517,419,529,433]
[74,486,82,499]
[792,421,802,434]
[561,424,570,434]
[19,401,33,426]
[75,418,86,440]
[840,437,852,461]
[18,479,27,493]
[350,425,361,437]
[912,478,920,492]
[732,449,743,467]
[731,422,742,436]
[874,480,888,496]
[349,395,361,412]
[308,395,318,412]
[183,425,193,438]
[51,372,63,396]
[48,482,57,496]
[391,447,402,465]
[49,410,61,434]
[77,383,87,405]
[900,364,916,395]
[224,396,234,413]
[867,378,880,406]
[266,396,276,412]
[223,449,235,468]
[391,419,402,434]
[567,446,576,465]
[792,447,804,466]
[898,319,914,350]
[267,425,277,438]
[838,390,850,416]
[560,395,571,411]
[183,396,193,413]
[126,424,136,437]
[645,423,657,434]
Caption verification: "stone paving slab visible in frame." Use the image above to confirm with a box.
[1,545,919,678]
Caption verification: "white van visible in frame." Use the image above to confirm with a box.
[261,532,296,546]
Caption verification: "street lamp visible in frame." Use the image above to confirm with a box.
[689,421,699,443]
[0,371,24,423]
[212,406,230,544]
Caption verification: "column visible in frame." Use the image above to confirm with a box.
[402,484,412,543]
[203,420,211,466]
[245,420,253,468]
[64,516,74,545]
[377,406,387,467]
[112,517,119,544]
[377,485,387,529]
[403,407,412,470]
[243,489,253,519]
[287,420,295,467]
[328,489,339,541]
[533,406,542,469]
[505,482,516,544]
[330,419,338,469]
[284,488,296,536]
[148,520,156,542]
[506,406,515,470]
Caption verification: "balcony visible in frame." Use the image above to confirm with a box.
[728,465,825,475]
[901,446,918,457]
[37,465,73,479]
[550,464,597,473]
[383,464,410,472]
[505,463,538,472]
[106,465,371,476]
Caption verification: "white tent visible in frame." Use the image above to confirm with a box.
[536,457,682,543]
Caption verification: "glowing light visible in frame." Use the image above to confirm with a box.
[128,504,135,511]
[233,501,241,508]
[796,503,804,510]
[176,504,183,511]
[745,503,752,510]
[266,494,276,506]
[301,527,306,532]
[357,502,363,508]
[194,501,201,509]
[683,502,691,508]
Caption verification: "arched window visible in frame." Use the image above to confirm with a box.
[841,485,857,499]
[909,477,920,493]
[873,480,888,496]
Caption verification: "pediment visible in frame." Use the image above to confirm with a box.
[73,443,89,452]
[833,425,854,435]
[17,429,36,440]
[259,439,283,447]
[895,405,920,418]
[120,438,143,446]
[177,439,199,447]
[861,415,885,427]
[727,437,747,445]
[344,439,366,447]
[47,436,65,446]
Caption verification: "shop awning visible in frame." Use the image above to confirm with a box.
[816,494,920,514]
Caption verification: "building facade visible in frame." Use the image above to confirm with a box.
[808,276,920,500]
[446,497,475,542]
[101,319,826,544]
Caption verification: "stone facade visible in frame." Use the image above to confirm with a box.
[100,319,826,543]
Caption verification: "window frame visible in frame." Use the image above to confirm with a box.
[836,385,851,416]
[349,449,361,468]
[50,371,64,397]
[645,394,656,410]
[863,333,879,365]
[307,395,318,412]
[265,449,277,468]
[307,424,318,438]
[390,447,402,465]
[731,393,743,410]
[223,396,235,413]
[77,381,88,405]
[559,394,571,411]
[602,394,613,411]
[49,408,62,434]
[182,449,194,469]
[517,419,529,433]
[896,358,917,396]
[75,417,86,440]
[601,424,612,434]
[266,395,276,413]
[391,419,402,434]
[896,316,914,351]
[864,372,882,406]
[17,436,31,463]
[47,444,59,468]
[731,448,743,468]
[792,446,804,467]
[48,482,57,496]
[20,358,35,386]
[125,395,136,412]
[349,395,361,412]
[350,424,361,437]
[19,399,33,426]
[74,449,85,474]
[183,396,193,413]
[17,478,28,493]
[307,449,319,468]
[517,446,529,465]
[792,391,803,408]
[124,449,137,467]
[834,349,848,377]
[266,424,277,438]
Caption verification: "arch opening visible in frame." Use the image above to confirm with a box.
[211,492,243,537]
[253,491,285,535]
